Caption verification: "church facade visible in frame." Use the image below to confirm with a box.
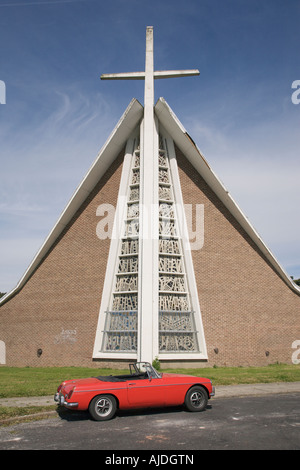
[0,97,299,368]
[1,28,299,369]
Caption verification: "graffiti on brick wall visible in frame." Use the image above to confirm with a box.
[54,328,77,344]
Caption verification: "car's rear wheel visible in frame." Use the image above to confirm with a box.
[89,394,117,421]
[184,386,208,412]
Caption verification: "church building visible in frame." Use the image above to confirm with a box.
[1,28,299,368]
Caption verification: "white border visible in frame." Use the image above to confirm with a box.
[92,134,138,359]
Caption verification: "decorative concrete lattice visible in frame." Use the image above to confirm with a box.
[159,332,197,352]
[129,187,139,201]
[121,239,139,255]
[158,136,198,353]
[102,136,199,354]
[159,256,183,273]
[102,150,140,352]
[159,294,189,311]
[124,220,139,237]
[159,185,172,201]
[134,154,140,168]
[107,311,138,330]
[159,220,176,237]
[159,203,174,218]
[159,274,185,292]
[104,332,137,351]
[159,239,180,255]
[115,275,138,292]
[159,311,193,331]
[159,168,169,183]
[159,151,168,167]
[131,168,140,184]
[112,293,138,311]
[127,203,140,219]
[118,256,138,273]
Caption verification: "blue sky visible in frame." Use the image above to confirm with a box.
[0,0,299,293]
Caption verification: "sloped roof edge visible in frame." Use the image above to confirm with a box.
[1,96,299,306]
[155,97,300,295]
[0,98,143,305]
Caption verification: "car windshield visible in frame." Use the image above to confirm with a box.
[130,362,161,379]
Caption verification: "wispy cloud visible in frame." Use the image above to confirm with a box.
[1,0,299,292]
[185,90,300,280]
[0,83,121,291]
[0,0,89,7]
[0,238,46,293]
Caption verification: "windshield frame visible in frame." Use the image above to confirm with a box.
[130,362,162,379]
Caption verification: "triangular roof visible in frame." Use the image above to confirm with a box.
[156,98,300,295]
[0,98,143,304]
[1,97,299,304]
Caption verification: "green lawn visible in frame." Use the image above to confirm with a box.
[0,366,128,399]
[0,405,57,424]
[170,363,300,386]
[0,363,299,399]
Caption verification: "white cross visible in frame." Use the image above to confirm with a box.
[100,27,199,363]
[101,26,199,108]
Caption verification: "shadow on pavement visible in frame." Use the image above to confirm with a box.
[56,403,212,422]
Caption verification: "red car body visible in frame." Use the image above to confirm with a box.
[54,362,215,420]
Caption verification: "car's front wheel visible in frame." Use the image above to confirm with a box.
[89,394,117,421]
[184,386,208,412]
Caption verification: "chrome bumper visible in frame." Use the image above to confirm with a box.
[210,386,215,397]
[54,392,78,409]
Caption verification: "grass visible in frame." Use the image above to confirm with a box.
[0,363,299,399]
[0,405,57,424]
[0,363,299,425]
[0,366,128,398]
[170,363,300,385]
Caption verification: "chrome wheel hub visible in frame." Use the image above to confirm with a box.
[96,397,112,417]
[191,391,204,408]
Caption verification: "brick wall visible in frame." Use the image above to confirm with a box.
[0,149,125,367]
[176,146,300,367]
[1,142,299,368]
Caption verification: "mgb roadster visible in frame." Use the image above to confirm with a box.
[54,362,215,421]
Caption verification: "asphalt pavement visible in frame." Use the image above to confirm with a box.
[1,391,300,450]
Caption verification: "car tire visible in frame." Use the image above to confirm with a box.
[89,394,117,421]
[184,386,208,412]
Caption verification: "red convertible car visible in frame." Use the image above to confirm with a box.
[54,362,215,421]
